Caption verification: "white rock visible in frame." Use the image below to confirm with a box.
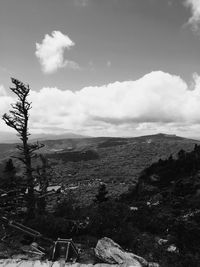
[94,237,146,267]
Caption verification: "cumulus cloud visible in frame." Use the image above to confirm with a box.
[0,85,7,96]
[2,71,200,137]
[35,31,79,73]
[184,0,200,31]
[74,0,89,7]
[0,85,16,131]
[107,61,111,67]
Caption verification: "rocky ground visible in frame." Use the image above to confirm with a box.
[0,237,159,267]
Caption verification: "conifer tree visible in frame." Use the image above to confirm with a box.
[94,183,109,204]
[2,78,44,217]
[2,158,17,190]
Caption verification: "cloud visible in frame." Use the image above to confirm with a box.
[184,0,200,31]
[0,85,7,96]
[35,31,79,73]
[107,61,111,67]
[74,0,89,7]
[2,71,200,137]
[0,85,16,131]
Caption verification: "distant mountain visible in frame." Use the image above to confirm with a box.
[0,132,199,163]
[0,131,89,144]
[29,132,89,141]
[133,133,197,142]
[0,132,19,143]
[0,131,197,144]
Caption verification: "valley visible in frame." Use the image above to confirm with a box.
[0,133,199,206]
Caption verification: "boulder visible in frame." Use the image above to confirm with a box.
[94,237,159,267]
[0,238,159,267]
[94,237,146,266]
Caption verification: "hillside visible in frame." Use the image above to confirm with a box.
[1,134,200,266]
[1,133,199,206]
[118,143,200,265]
[47,134,200,205]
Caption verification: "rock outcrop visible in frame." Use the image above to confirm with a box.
[94,237,159,267]
[0,237,159,267]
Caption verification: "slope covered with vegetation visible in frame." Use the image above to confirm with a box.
[119,144,200,266]
[1,134,200,266]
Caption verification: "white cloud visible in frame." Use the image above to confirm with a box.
[0,85,7,96]
[74,0,89,7]
[35,31,79,73]
[0,85,16,132]
[2,71,200,138]
[107,61,111,67]
[184,0,200,31]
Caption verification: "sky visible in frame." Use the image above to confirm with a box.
[1,0,200,138]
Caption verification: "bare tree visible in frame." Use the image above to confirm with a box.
[2,78,44,217]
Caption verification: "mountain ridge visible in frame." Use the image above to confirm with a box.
[0,132,198,144]
[0,131,89,144]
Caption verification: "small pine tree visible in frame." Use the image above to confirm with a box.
[4,158,15,173]
[177,149,186,160]
[94,183,109,204]
[2,158,17,190]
